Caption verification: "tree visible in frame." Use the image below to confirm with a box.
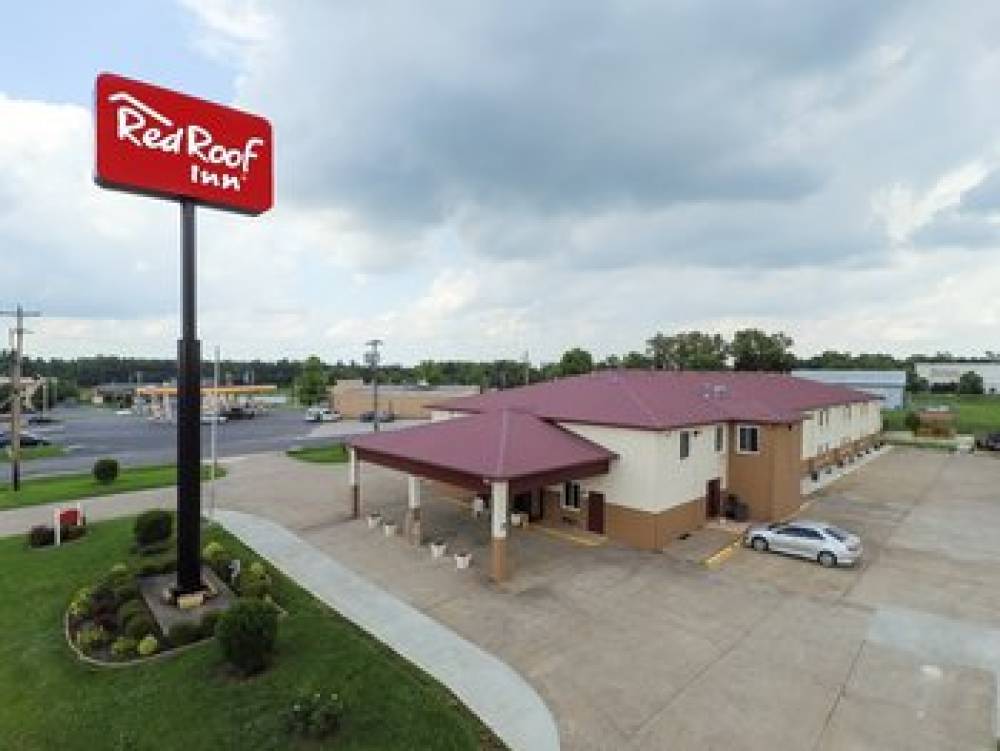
[958,370,984,395]
[621,351,652,369]
[414,360,444,386]
[558,348,594,377]
[646,331,728,370]
[731,329,795,372]
[295,355,329,405]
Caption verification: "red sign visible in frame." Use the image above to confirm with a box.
[94,73,273,215]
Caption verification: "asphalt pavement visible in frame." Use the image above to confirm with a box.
[7,405,419,481]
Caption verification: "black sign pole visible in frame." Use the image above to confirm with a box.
[176,199,202,595]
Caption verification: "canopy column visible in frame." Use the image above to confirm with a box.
[406,474,422,545]
[490,480,509,582]
[349,447,360,519]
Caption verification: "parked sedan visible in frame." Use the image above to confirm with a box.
[744,520,862,567]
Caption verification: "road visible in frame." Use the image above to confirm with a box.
[7,405,421,480]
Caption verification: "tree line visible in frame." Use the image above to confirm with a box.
[3,328,997,402]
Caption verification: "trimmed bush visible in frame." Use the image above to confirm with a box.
[27,525,55,548]
[137,635,159,657]
[92,458,120,485]
[117,599,146,630]
[61,524,86,542]
[203,541,231,579]
[76,625,111,654]
[124,615,157,641]
[167,622,203,647]
[135,540,171,557]
[236,560,273,600]
[199,610,222,639]
[216,599,279,676]
[137,556,177,577]
[68,587,93,622]
[110,636,137,660]
[134,509,173,547]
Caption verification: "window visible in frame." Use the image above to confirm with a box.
[561,482,581,510]
[737,425,760,453]
[715,425,724,452]
[680,431,690,460]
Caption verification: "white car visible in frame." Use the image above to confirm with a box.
[305,407,341,423]
[744,520,863,567]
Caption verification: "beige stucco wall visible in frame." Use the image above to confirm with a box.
[801,398,881,460]
[728,422,803,521]
[559,422,727,515]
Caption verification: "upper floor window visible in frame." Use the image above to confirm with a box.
[737,425,760,454]
[679,431,690,460]
[715,425,724,452]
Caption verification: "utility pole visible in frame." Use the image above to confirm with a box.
[365,339,383,432]
[1,305,42,492]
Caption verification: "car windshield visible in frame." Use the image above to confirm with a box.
[824,526,849,542]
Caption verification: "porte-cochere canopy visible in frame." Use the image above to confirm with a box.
[348,408,616,494]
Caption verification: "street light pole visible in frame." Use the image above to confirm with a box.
[176,201,202,595]
[1,305,41,492]
[365,339,383,433]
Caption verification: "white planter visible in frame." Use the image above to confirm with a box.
[454,552,471,570]
[510,513,525,528]
[383,522,397,537]
[430,542,447,559]
[367,514,382,530]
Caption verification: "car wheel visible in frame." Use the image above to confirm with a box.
[751,536,768,552]
[818,551,837,568]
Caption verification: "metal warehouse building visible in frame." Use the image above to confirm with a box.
[791,369,907,410]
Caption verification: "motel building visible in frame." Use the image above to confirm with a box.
[346,371,883,582]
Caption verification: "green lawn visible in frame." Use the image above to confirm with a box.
[286,443,349,464]
[0,517,496,750]
[883,393,1000,435]
[0,464,226,511]
[3,444,66,462]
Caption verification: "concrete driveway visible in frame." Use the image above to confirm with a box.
[205,449,1000,749]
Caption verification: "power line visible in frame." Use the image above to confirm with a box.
[1,305,42,492]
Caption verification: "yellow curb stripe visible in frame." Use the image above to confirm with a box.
[527,524,607,547]
[704,538,742,568]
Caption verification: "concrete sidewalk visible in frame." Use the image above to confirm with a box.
[216,508,560,751]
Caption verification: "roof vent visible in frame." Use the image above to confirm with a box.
[703,384,729,399]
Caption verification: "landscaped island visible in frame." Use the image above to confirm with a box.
[0,515,501,750]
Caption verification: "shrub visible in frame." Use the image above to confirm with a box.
[68,587,93,621]
[167,622,203,647]
[137,635,159,657]
[89,585,117,617]
[904,410,920,434]
[283,691,345,739]
[113,582,139,606]
[237,560,273,600]
[27,525,55,548]
[92,457,120,485]
[61,524,86,542]
[199,610,222,639]
[124,615,157,640]
[117,599,146,630]
[135,540,171,556]
[76,624,111,654]
[134,509,173,547]
[216,599,279,675]
[203,541,231,579]
[137,557,177,577]
[202,541,227,561]
[110,636,138,660]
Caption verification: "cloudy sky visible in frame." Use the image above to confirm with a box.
[3,1,1000,364]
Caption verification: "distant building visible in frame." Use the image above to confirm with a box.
[791,370,906,410]
[329,380,480,419]
[914,362,1000,394]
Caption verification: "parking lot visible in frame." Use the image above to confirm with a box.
[271,446,1000,750]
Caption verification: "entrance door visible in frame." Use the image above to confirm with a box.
[586,492,605,534]
[706,478,722,518]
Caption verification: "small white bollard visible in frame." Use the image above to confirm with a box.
[383,522,397,537]
[430,541,447,559]
[454,552,471,570]
[367,513,382,530]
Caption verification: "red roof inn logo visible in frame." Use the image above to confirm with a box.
[94,73,273,215]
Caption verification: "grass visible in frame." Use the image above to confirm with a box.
[3,444,66,462]
[883,393,1000,435]
[0,464,227,511]
[0,517,498,750]
[286,443,349,464]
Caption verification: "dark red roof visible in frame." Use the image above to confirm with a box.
[348,408,615,483]
[429,370,875,431]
